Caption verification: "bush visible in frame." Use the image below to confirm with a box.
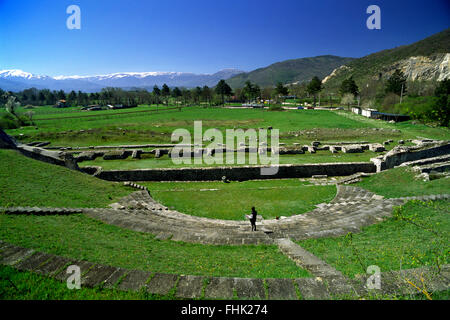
[268,105,283,111]
[393,96,437,119]
[0,113,19,129]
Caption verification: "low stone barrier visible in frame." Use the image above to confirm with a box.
[17,145,79,170]
[94,162,377,182]
[371,141,450,172]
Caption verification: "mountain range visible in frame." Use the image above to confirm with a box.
[0,69,244,92]
[225,55,356,88]
[322,28,450,90]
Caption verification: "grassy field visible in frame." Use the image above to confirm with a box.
[79,150,380,170]
[0,214,310,279]
[298,200,449,278]
[142,180,336,220]
[357,166,450,198]
[7,106,449,148]
[0,149,132,208]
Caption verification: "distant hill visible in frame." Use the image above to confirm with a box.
[323,28,450,90]
[0,69,244,92]
[225,55,355,88]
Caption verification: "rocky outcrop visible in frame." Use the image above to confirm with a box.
[383,53,450,81]
[323,53,450,83]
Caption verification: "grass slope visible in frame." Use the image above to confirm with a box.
[357,166,450,198]
[298,200,449,278]
[0,149,131,208]
[0,214,310,279]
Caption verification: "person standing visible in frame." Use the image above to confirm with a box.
[250,207,258,231]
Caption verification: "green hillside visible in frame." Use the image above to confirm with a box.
[323,28,450,91]
[226,55,355,88]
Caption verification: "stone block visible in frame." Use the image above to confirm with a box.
[15,252,54,272]
[342,145,363,153]
[103,150,131,160]
[204,277,234,299]
[147,273,179,296]
[369,144,385,152]
[234,278,266,299]
[34,255,73,277]
[131,149,142,159]
[117,270,153,291]
[266,278,298,300]
[0,246,34,266]
[176,275,205,299]
[82,264,119,287]
[295,278,330,300]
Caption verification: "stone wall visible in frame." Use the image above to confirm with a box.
[94,162,376,182]
[371,141,450,172]
[17,145,80,171]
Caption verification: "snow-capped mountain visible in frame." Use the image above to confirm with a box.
[0,69,50,80]
[0,69,244,92]
[0,69,243,92]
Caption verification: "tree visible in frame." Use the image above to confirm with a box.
[241,81,260,102]
[274,82,289,97]
[192,86,202,105]
[339,76,359,96]
[152,85,161,106]
[56,90,66,101]
[181,88,191,106]
[215,80,232,106]
[429,79,450,127]
[385,69,407,96]
[68,90,77,106]
[202,86,212,106]
[38,91,46,106]
[5,95,24,125]
[434,79,450,96]
[341,93,355,110]
[171,87,182,105]
[307,76,323,106]
[161,84,171,105]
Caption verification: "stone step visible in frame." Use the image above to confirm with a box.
[276,238,344,278]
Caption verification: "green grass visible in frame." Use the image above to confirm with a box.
[0,149,132,208]
[0,265,165,300]
[79,150,378,170]
[298,200,449,278]
[2,264,447,300]
[357,166,450,198]
[5,107,394,146]
[0,214,310,279]
[141,179,336,220]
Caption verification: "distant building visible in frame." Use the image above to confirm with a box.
[372,112,411,122]
[351,107,361,115]
[54,99,67,108]
[361,108,378,118]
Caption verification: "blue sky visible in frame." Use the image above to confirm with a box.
[0,0,448,76]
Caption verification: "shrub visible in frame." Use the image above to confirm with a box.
[0,113,19,129]
[268,105,283,111]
